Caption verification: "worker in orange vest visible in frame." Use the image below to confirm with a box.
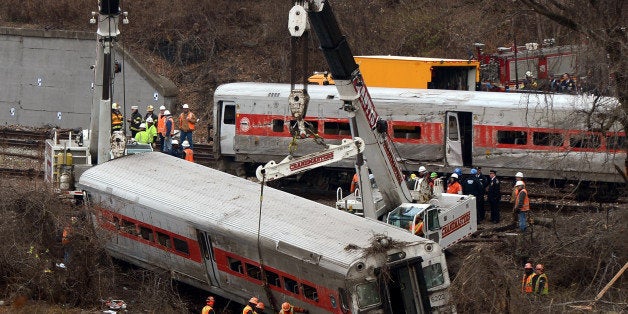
[521,263,535,293]
[111,103,124,134]
[350,173,359,193]
[179,103,197,149]
[446,173,463,194]
[514,181,530,231]
[201,296,215,314]
[279,302,308,313]
[182,140,194,162]
[62,216,78,265]
[242,297,258,314]
[157,105,167,149]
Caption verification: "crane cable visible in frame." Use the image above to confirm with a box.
[257,173,278,312]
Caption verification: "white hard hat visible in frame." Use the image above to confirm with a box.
[131,105,138,110]
[146,117,153,123]
[139,123,146,129]
[451,173,459,179]
[159,105,166,110]
[418,166,426,173]
[182,103,189,109]
[515,172,524,178]
[526,71,532,77]
[182,140,190,148]
[164,110,171,116]
[112,102,119,109]
[515,180,525,187]
[171,139,179,145]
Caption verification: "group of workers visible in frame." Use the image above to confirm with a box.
[522,263,549,296]
[110,102,196,162]
[444,167,529,229]
[202,295,307,314]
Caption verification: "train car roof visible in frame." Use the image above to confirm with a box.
[78,152,432,271]
[214,82,616,111]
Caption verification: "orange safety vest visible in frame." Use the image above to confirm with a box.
[447,181,462,194]
[62,226,71,245]
[350,173,359,192]
[179,112,196,131]
[413,221,424,236]
[522,273,535,293]
[158,114,166,136]
[184,148,194,162]
[202,305,214,314]
[515,188,530,212]
[112,112,123,130]
[242,305,254,314]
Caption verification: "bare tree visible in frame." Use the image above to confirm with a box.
[519,0,627,176]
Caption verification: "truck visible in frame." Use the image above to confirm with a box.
[309,55,480,91]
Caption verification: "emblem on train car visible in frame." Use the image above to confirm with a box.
[240,117,250,132]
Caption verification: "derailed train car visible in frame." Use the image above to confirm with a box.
[77,152,453,313]
[213,82,625,199]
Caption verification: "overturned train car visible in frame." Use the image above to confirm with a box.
[78,152,453,313]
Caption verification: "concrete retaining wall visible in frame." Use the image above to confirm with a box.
[0,27,178,130]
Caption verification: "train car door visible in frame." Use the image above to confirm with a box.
[217,101,236,156]
[445,112,473,167]
[197,230,220,287]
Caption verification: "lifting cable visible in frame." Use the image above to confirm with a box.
[256,173,279,312]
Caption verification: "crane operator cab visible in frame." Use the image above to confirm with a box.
[387,203,441,243]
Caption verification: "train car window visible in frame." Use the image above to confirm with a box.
[272,119,285,132]
[284,277,299,294]
[497,130,527,145]
[356,281,381,308]
[422,263,445,289]
[140,226,153,241]
[223,104,236,125]
[448,116,459,141]
[303,283,319,301]
[228,257,243,274]
[533,132,564,146]
[606,135,626,150]
[264,269,280,287]
[393,125,421,139]
[156,231,171,248]
[290,120,318,133]
[569,134,601,149]
[120,219,137,235]
[173,237,189,255]
[323,121,350,135]
[245,263,262,280]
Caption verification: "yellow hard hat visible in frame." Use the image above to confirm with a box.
[147,105,154,111]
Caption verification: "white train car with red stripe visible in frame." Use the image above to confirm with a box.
[78,152,453,313]
[213,82,625,200]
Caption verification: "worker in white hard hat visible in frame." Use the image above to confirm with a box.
[111,102,124,133]
[127,105,143,137]
[417,165,428,179]
[163,110,175,154]
[157,105,167,150]
[446,173,463,194]
[181,140,194,162]
[134,123,151,144]
[178,103,197,149]
[170,138,181,158]
[511,171,525,224]
[514,180,530,232]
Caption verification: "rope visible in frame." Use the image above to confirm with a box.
[257,173,278,312]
